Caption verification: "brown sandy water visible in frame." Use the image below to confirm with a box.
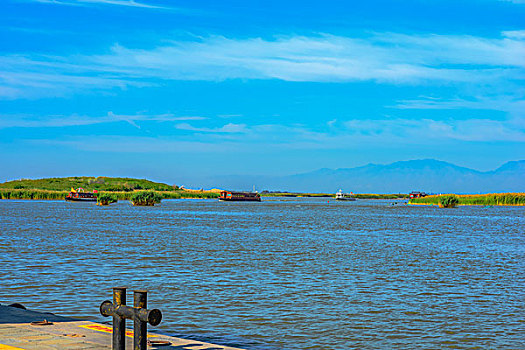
[0,198,523,349]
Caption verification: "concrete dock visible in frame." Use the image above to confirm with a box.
[0,304,244,350]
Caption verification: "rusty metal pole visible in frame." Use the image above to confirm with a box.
[133,290,147,350]
[113,287,126,350]
[100,287,162,350]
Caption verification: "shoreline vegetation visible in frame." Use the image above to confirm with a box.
[0,177,220,200]
[438,194,459,208]
[0,177,523,205]
[0,188,409,201]
[96,193,118,206]
[131,191,162,206]
[409,193,525,206]
[0,177,411,201]
[0,188,220,200]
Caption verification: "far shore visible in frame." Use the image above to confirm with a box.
[0,188,219,201]
[1,176,523,205]
[0,189,409,201]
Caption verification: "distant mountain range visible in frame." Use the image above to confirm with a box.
[205,159,525,193]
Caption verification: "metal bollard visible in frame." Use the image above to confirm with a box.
[133,290,148,350]
[100,287,162,350]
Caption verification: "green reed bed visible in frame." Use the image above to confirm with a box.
[131,191,162,206]
[168,191,219,199]
[439,195,459,208]
[0,188,219,201]
[96,193,118,206]
[0,189,68,200]
[105,190,219,200]
[410,193,525,206]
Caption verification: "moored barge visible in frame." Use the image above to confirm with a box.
[219,190,261,202]
[65,188,97,202]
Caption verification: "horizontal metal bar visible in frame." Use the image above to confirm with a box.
[100,301,161,326]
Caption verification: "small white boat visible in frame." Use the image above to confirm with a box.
[335,189,356,201]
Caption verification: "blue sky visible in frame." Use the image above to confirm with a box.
[0,0,524,186]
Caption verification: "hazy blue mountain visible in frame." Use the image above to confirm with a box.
[493,160,525,173]
[202,159,525,193]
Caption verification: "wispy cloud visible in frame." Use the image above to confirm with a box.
[393,96,525,116]
[502,30,525,39]
[0,111,206,128]
[175,123,248,133]
[1,31,524,99]
[499,0,525,4]
[33,136,239,153]
[0,54,146,98]
[92,32,524,83]
[28,0,169,9]
[29,115,524,154]
[342,117,525,142]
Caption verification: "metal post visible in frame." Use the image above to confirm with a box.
[100,287,162,350]
[113,287,126,350]
[133,290,147,350]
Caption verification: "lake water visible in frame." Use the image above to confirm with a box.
[0,198,523,349]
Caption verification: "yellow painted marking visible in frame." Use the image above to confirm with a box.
[0,344,26,350]
[79,324,156,338]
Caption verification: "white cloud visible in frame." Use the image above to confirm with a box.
[29,0,168,9]
[394,96,525,113]
[1,31,525,98]
[171,117,525,146]
[0,111,206,128]
[502,30,525,39]
[342,117,525,142]
[33,136,239,153]
[175,122,248,133]
[26,115,525,154]
[91,33,524,83]
[0,54,146,98]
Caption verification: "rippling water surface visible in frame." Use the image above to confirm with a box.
[0,198,523,349]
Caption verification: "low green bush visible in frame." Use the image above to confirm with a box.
[97,193,118,206]
[439,195,459,208]
[131,191,162,206]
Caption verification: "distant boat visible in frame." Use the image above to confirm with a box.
[409,191,428,199]
[65,188,97,202]
[335,189,356,201]
[219,190,261,202]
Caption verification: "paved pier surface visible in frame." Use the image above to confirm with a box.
[0,304,244,350]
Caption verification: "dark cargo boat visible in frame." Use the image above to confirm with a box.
[219,190,261,202]
[65,188,97,202]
